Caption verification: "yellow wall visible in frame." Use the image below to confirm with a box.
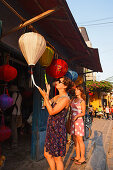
[89,92,101,110]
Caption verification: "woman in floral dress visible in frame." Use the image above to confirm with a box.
[38,76,73,170]
[70,85,86,165]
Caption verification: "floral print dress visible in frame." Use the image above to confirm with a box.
[70,99,84,136]
[45,102,68,157]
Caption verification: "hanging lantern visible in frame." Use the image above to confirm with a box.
[39,46,54,67]
[0,115,11,142]
[46,59,68,78]
[89,92,93,96]
[65,70,78,81]
[75,75,83,85]
[0,64,17,82]
[0,94,13,111]
[19,32,46,66]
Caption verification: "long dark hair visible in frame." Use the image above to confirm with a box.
[62,76,74,93]
[76,85,86,101]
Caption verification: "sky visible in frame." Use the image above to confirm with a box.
[66,0,113,81]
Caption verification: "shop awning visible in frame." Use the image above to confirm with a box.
[0,0,102,72]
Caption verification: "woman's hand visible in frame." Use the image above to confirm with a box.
[38,87,47,99]
[74,115,78,121]
[46,84,50,95]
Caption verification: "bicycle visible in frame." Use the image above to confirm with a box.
[84,115,92,139]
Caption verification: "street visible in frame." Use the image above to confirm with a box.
[1,117,113,170]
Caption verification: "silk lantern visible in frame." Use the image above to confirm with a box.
[46,59,68,78]
[19,32,46,66]
[65,70,78,81]
[0,64,17,82]
[19,32,46,89]
[39,46,54,84]
[89,92,93,96]
[75,76,83,85]
[0,115,11,142]
[0,94,13,111]
[39,46,54,67]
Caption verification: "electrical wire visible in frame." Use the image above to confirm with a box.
[80,21,113,27]
[78,16,113,24]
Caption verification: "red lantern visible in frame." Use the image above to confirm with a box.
[89,92,93,96]
[0,115,11,142]
[0,64,17,82]
[46,59,68,78]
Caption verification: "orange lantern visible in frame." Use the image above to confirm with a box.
[75,75,83,85]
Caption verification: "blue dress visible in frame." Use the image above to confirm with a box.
[45,102,68,157]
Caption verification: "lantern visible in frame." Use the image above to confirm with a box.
[75,76,83,85]
[0,115,11,142]
[0,64,17,82]
[0,94,13,111]
[19,32,46,66]
[65,70,78,81]
[39,46,54,67]
[46,59,68,78]
[89,92,93,96]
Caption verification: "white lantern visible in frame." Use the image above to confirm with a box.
[18,32,46,66]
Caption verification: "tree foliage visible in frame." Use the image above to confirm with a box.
[86,80,112,93]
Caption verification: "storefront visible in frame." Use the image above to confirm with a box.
[0,0,102,160]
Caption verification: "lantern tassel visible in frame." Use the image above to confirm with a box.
[44,71,48,84]
[30,68,40,90]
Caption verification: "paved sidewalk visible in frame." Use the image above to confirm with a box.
[107,126,113,170]
[1,118,113,170]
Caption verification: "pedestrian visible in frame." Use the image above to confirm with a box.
[105,105,110,120]
[95,108,98,117]
[38,76,73,170]
[70,85,86,165]
[110,105,113,120]
[88,105,93,122]
[98,106,103,119]
[9,85,22,148]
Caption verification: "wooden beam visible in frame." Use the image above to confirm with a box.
[1,6,60,37]
[0,0,57,51]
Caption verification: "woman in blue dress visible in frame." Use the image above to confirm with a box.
[38,76,73,170]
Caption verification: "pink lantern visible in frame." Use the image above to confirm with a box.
[0,94,13,111]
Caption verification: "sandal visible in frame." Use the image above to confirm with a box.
[70,157,79,161]
[75,160,86,165]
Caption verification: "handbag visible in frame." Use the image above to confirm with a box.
[66,106,72,134]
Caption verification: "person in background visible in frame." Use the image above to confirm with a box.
[105,105,110,120]
[88,105,93,122]
[9,85,22,148]
[70,85,86,165]
[98,106,102,112]
[95,108,98,117]
[38,76,73,170]
[111,105,113,120]
[98,105,104,119]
